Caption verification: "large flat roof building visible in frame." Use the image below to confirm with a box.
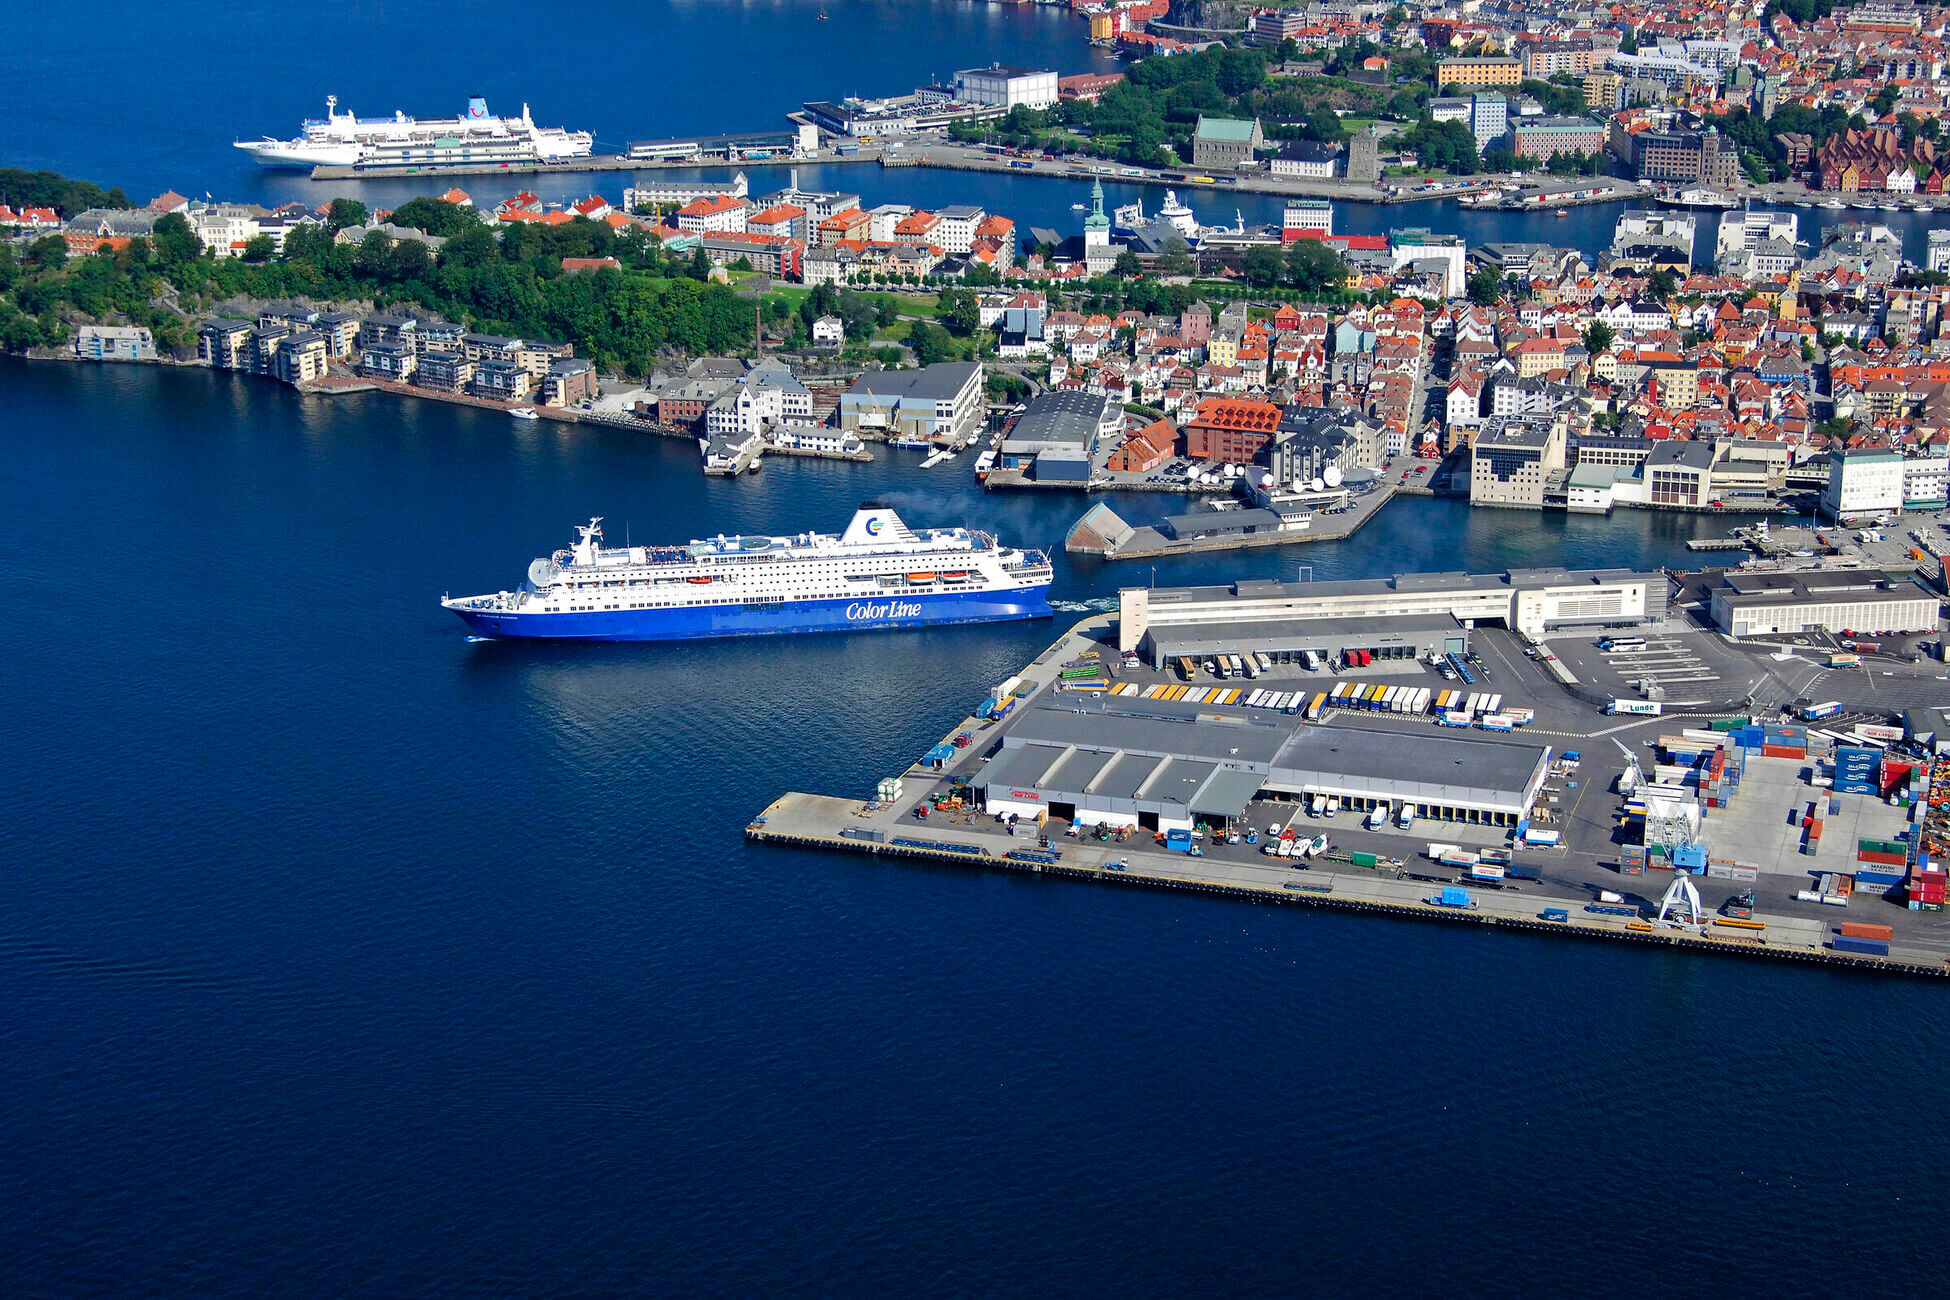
[1708,570,1939,639]
[975,694,1552,832]
[1120,568,1663,662]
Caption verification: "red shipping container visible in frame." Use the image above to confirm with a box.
[1858,850,1908,866]
[1841,922,1895,941]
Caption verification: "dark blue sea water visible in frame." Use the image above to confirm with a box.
[6,0,1943,262]
[5,358,1949,1294]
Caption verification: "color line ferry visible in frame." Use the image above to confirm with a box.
[443,505,1054,641]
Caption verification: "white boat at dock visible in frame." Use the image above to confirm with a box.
[509,406,539,421]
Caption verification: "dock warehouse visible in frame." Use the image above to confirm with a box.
[1707,569,1941,638]
[1141,613,1470,669]
[998,390,1122,481]
[974,696,1552,832]
[1119,568,1661,664]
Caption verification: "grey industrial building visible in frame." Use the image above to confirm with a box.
[998,390,1120,481]
[1138,613,1470,669]
[1121,569,1662,665]
[1708,569,1940,638]
[975,695,1552,833]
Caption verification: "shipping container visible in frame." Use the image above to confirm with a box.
[1351,851,1380,869]
[1832,935,1891,957]
[1541,908,1569,923]
[1841,922,1895,941]
[1435,886,1472,908]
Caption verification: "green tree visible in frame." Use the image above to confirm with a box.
[240,234,276,262]
[150,212,202,265]
[1647,268,1678,301]
[1156,237,1195,277]
[1243,244,1285,288]
[1284,239,1347,293]
[937,286,980,335]
[1583,320,1614,355]
[25,234,67,271]
[325,198,368,233]
[1466,265,1503,306]
[388,197,483,238]
[1113,249,1144,278]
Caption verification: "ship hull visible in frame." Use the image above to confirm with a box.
[447,584,1053,642]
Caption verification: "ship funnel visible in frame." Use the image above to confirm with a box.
[466,95,490,121]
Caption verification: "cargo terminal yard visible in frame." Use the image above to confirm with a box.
[751,567,1950,976]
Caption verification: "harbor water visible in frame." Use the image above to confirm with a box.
[4,359,1948,1293]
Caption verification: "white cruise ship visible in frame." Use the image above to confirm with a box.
[235,95,594,170]
[442,505,1054,642]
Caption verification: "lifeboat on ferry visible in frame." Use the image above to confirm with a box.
[688,576,713,584]
[941,572,970,580]
[906,572,937,583]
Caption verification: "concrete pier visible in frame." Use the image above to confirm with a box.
[746,612,1950,978]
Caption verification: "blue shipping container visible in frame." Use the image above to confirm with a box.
[1854,869,1906,886]
[1438,887,1471,907]
[1833,936,1891,957]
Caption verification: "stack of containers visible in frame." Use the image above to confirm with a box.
[1909,860,1946,911]
[1834,745,1881,796]
[1855,835,1910,891]
[1803,810,1825,856]
[1834,921,1893,957]
[1881,757,1924,802]
[1701,746,1736,809]
[1761,724,1809,761]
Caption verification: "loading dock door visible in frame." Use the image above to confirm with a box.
[1444,636,1466,656]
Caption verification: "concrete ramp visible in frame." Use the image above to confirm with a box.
[1065,502,1136,556]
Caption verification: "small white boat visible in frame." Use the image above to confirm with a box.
[509,407,539,420]
[1070,203,1086,211]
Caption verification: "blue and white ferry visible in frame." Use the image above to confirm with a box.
[443,505,1053,641]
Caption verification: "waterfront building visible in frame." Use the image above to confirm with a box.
[1608,210,1696,272]
[999,390,1119,481]
[840,362,984,445]
[1119,567,1661,655]
[539,358,594,408]
[72,325,155,363]
[360,341,417,382]
[1281,200,1333,242]
[1470,419,1567,510]
[274,331,329,386]
[471,357,532,402]
[1437,57,1522,89]
[953,65,1058,111]
[1183,397,1282,464]
[1710,570,1938,639]
[414,351,476,394]
[198,319,255,370]
[1508,116,1603,162]
[1191,116,1264,170]
[1822,448,1908,520]
[1269,140,1338,179]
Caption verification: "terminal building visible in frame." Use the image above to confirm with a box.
[1119,569,1662,666]
[974,695,1553,834]
[1707,569,1940,638]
